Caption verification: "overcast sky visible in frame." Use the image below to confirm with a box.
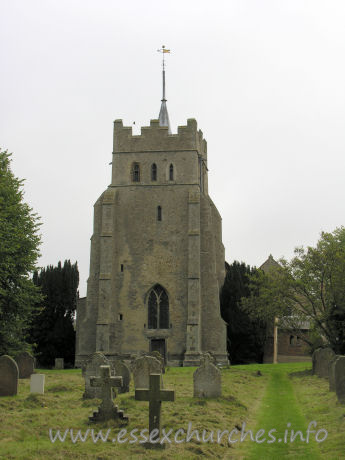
[1,0,345,296]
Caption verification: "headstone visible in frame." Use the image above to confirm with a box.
[113,360,131,393]
[89,365,128,422]
[329,355,339,392]
[314,347,335,378]
[148,351,165,373]
[54,358,64,369]
[312,348,321,375]
[82,352,114,398]
[30,374,45,394]
[15,351,35,378]
[135,373,175,448]
[334,356,345,404]
[0,355,19,396]
[132,356,162,390]
[193,353,221,398]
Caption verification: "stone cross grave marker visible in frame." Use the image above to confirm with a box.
[89,365,128,422]
[0,355,19,396]
[135,373,175,448]
[82,352,113,398]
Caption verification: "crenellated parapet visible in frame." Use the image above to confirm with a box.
[113,118,207,156]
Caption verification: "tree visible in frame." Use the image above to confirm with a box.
[242,227,345,354]
[30,260,79,367]
[220,261,267,364]
[0,150,42,355]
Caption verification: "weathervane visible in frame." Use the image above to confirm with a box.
[157,45,171,101]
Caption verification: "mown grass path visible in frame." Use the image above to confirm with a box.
[244,363,321,459]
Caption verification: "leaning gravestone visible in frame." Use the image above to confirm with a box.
[113,360,131,393]
[54,358,64,369]
[193,354,221,398]
[0,355,19,396]
[132,356,162,389]
[15,351,35,378]
[315,347,336,379]
[82,352,114,398]
[329,355,339,392]
[30,374,45,395]
[334,356,345,404]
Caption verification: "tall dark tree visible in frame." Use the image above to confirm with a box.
[220,261,266,364]
[0,150,42,355]
[30,260,79,366]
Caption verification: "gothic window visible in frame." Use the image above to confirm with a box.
[157,206,162,221]
[148,284,169,329]
[169,163,174,180]
[132,163,140,182]
[151,163,157,181]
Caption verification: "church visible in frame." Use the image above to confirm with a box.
[75,51,228,367]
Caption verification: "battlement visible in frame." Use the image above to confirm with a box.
[113,118,207,155]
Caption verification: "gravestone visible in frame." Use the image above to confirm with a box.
[135,373,175,448]
[54,358,64,369]
[0,355,19,396]
[132,356,162,390]
[113,360,131,393]
[89,365,128,422]
[30,374,45,394]
[315,347,335,378]
[15,351,35,378]
[82,352,114,398]
[148,351,165,373]
[329,355,339,392]
[334,356,345,404]
[312,348,321,375]
[193,354,221,398]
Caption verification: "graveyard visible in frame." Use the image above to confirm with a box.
[0,360,344,459]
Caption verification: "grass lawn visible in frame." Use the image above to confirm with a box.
[0,362,343,459]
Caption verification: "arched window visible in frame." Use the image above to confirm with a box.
[157,206,162,221]
[151,163,157,181]
[132,163,140,182]
[169,163,174,181]
[148,284,169,329]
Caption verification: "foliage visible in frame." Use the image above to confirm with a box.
[242,227,345,354]
[30,260,79,366]
[220,261,267,364]
[0,150,42,355]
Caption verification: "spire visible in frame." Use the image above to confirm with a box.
[157,45,172,134]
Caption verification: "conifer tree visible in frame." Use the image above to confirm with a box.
[30,260,79,366]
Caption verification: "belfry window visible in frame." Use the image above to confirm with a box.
[148,284,169,329]
[157,206,162,221]
[132,163,140,182]
[169,164,174,181]
[151,163,157,181]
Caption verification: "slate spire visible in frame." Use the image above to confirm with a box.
[157,45,172,134]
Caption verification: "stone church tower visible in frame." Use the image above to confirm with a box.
[75,56,228,367]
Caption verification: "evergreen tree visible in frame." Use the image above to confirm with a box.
[30,260,79,366]
[220,261,266,364]
[0,150,42,355]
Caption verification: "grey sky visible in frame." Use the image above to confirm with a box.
[1,0,345,296]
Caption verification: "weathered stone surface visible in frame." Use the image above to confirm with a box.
[334,356,345,404]
[314,347,335,378]
[112,360,131,393]
[312,348,321,375]
[89,365,128,422]
[54,358,64,369]
[15,351,35,379]
[132,356,161,389]
[148,351,165,373]
[193,354,221,398]
[30,374,45,394]
[329,355,339,392]
[0,355,19,396]
[82,352,114,398]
